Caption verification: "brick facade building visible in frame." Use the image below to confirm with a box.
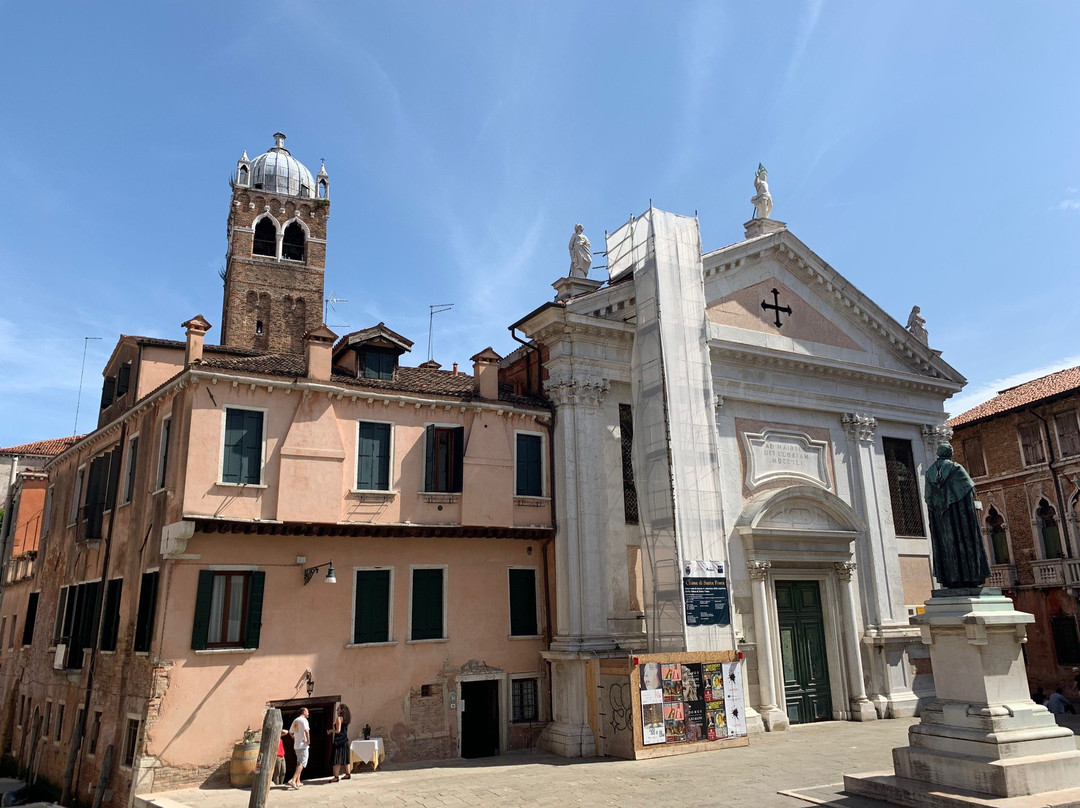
[950,365,1080,694]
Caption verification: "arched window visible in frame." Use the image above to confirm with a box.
[318,179,328,199]
[282,221,305,261]
[985,507,1009,565]
[238,166,249,185]
[1037,498,1063,559]
[253,217,276,257]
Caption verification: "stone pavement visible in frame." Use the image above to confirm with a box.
[139,716,1080,808]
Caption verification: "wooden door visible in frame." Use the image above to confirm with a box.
[775,580,833,724]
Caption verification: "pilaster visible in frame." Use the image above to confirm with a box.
[747,560,789,731]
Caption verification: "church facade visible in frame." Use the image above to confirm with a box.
[507,203,965,755]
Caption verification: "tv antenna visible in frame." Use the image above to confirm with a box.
[325,291,350,331]
[427,303,454,361]
[74,336,103,435]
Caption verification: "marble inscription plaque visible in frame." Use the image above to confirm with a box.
[742,428,830,490]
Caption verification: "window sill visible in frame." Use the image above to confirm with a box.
[514,496,549,507]
[151,488,167,496]
[118,500,132,509]
[194,647,258,655]
[348,490,396,502]
[420,493,460,504]
[214,482,268,490]
[345,641,397,649]
[406,637,449,645]
[508,634,543,641]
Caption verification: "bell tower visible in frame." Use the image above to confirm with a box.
[221,132,329,354]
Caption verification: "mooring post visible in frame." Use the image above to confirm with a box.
[248,707,282,808]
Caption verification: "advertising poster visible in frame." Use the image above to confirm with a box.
[706,698,727,740]
[682,561,730,627]
[722,661,747,737]
[702,662,724,702]
[680,664,702,702]
[641,702,665,745]
[661,664,683,702]
[641,662,661,691]
[663,702,686,743]
[684,699,707,742]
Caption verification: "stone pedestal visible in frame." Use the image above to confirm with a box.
[552,276,602,302]
[845,594,1080,806]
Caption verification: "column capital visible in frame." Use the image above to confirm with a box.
[544,377,609,408]
[833,561,857,582]
[747,559,772,580]
[843,412,877,442]
[921,423,954,454]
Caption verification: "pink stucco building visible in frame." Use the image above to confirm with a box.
[0,134,553,803]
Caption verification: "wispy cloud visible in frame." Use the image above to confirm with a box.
[1057,198,1080,211]
[781,0,825,97]
[947,354,1080,418]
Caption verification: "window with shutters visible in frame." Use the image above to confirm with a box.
[190,569,265,650]
[22,592,38,646]
[121,716,141,768]
[515,433,544,497]
[360,349,396,380]
[985,507,1010,566]
[82,448,119,539]
[424,425,464,493]
[122,434,139,504]
[353,568,392,644]
[99,578,123,652]
[69,466,86,525]
[1056,412,1080,458]
[88,710,102,756]
[882,437,926,537]
[116,361,132,398]
[508,568,538,636]
[155,417,171,491]
[1052,615,1080,664]
[356,422,392,491]
[41,486,53,537]
[961,436,987,477]
[1019,423,1046,466]
[54,580,100,669]
[100,376,116,410]
[222,408,265,485]
[1037,498,1064,559]
[133,571,160,653]
[410,567,446,641]
[512,678,539,722]
[619,404,638,524]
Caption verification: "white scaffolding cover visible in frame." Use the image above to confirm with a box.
[608,209,728,652]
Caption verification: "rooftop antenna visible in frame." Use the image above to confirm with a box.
[427,303,454,361]
[325,291,349,331]
[74,336,103,435]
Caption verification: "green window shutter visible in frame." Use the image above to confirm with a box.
[100,377,116,410]
[452,427,465,493]
[223,410,243,483]
[411,569,443,640]
[133,571,159,653]
[509,569,538,636]
[23,592,38,646]
[424,425,436,491]
[241,410,263,484]
[244,571,266,649]
[100,579,123,652]
[224,410,263,484]
[354,570,390,644]
[116,363,132,397]
[357,423,390,490]
[191,570,214,650]
[516,435,542,497]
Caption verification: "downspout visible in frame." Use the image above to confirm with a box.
[1030,407,1074,558]
[509,327,540,397]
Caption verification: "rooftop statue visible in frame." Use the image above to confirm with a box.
[751,163,773,220]
[568,223,592,278]
[924,444,991,590]
[906,305,929,344]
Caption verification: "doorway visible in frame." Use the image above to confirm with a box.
[271,696,339,781]
[460,680,500,758]
[775,580,833,724]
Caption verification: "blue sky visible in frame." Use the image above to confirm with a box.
[2,2,1079,447]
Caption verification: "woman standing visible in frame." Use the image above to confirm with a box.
[328,703,352,782]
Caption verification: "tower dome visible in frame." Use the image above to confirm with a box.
[247,132,316,198]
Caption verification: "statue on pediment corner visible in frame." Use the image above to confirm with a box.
[906,305,928,344]
[568,223,592,278]
[751,163,773,220]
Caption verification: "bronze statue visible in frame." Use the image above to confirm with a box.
[924,443,991,589]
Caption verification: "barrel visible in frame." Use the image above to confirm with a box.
[229,740,260,788]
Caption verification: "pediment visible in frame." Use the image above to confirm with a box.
[758,501,849,533]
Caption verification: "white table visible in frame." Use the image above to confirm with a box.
[349,738,384,771]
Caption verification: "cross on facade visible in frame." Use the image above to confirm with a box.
[761,288,792,328]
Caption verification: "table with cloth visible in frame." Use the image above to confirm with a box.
[349,738,384,771]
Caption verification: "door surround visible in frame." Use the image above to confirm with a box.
[456,672,506,757]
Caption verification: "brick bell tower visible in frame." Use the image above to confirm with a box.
[221,132,331,354]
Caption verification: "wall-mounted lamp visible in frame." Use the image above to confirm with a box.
[303,560,337,585]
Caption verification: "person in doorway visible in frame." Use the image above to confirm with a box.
[287,707,310,789]
[328,703,352,782]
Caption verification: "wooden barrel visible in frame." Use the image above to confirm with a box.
[229,741,260,788]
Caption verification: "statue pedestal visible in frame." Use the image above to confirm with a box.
[553,276,602,302]
[743,217,786,239]
[845,594,1080,806]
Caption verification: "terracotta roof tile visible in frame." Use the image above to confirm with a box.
[0,435,85,457]
[196,354,549,409]
[949,364,1080,427]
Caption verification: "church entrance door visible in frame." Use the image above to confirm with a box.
[775,580,833,724]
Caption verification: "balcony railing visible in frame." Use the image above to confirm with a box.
[1031,558,1066,587]
[987,564,1016,589]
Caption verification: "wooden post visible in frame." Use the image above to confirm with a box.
[247,708,282,808]
[60,712,86,804]
[91,745,114,808]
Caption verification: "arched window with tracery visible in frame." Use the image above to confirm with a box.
[985,507,1009,565]
[282,221,305,261]
[1037,498,1063,559]
[253,217,277,257]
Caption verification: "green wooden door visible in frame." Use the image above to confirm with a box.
[775,580,833,724]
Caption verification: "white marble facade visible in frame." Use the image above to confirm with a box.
[511,214,966,756]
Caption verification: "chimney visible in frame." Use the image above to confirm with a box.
[303,325,338,381]
[182,315,212,365]
[470,348,502,400]
[452,362,458,375]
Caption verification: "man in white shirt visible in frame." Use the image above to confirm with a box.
[287,707,310,789]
